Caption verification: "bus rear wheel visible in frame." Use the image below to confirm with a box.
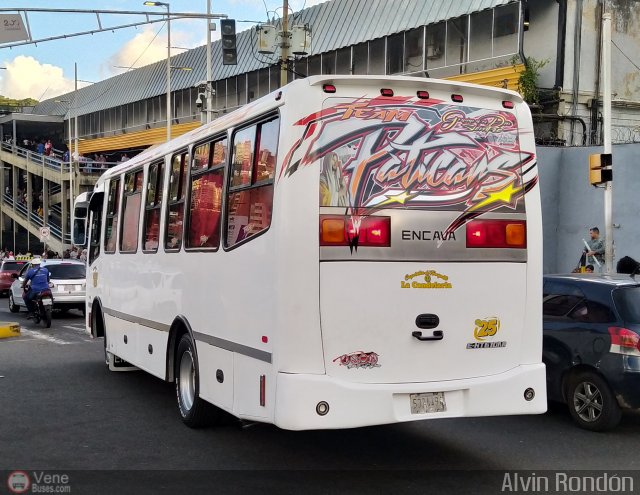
[175,333,217,428]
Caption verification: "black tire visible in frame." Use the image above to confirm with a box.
[567,371,622,431]
[8,293,19,313]
[44,307,52,328]
[175,333,218,428]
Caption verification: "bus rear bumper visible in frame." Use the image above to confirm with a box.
[274,363,546,430]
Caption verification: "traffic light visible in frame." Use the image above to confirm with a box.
[589,153,612,186]
[221,19,237,65]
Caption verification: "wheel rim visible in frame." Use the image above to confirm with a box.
[178,350,196,412]
[573,381,604,422]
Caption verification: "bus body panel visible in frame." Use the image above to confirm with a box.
[84,75,544,430]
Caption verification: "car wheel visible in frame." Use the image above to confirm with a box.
[175,333,219,428]
[567,371,622,431]
[8,293,19,313]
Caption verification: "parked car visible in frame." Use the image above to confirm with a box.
[543,273,640,431]
[8,259,86,315]
[0,260,27,295]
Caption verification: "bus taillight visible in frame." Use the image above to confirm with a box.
[466,220,526,249]
[320,215,391,247]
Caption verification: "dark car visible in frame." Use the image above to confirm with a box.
[0,260,27,294]
[543,274,640,431]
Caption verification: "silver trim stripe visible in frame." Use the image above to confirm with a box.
[102,307,272,364]
[193,331,272,364]
[103,307,171,332]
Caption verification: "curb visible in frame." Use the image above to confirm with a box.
[0,322,20,339]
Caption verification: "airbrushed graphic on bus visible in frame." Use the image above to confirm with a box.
[281,96,537,235]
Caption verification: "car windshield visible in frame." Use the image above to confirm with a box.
[613,287,640,324]
[1,262,25,271]
[45,264,86,280]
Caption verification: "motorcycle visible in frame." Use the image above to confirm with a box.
[29,288,53,328]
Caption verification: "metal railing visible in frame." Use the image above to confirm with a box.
[2,142,70,173]
[2,193,67,243]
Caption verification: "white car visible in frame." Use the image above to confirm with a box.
[8,259,86,314]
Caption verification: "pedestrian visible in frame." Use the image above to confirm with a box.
[584,227,605,269]
[36,140,45,155]
[44,139,52,156]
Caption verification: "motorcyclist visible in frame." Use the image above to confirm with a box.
[22,258,51,318]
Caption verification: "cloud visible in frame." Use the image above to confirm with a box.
[104,23,219,77]
[0,55,77,100]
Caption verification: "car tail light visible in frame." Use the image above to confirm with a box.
[609,327,640,355]
[320,215,391,247]
[466,220,526,248]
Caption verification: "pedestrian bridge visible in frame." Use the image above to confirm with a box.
[0,142,105,255]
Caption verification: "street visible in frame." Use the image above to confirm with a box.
[2,303,640,494]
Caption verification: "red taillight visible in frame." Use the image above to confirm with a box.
[320,215,391,247]
[417,90,430,99]
[502,100,514,109]
[380,88,394,97]
[466,220,526,248]
[609,327,640,354]
[323,84,336,93]
[452,94,464,103]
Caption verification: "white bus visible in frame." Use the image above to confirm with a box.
[75,75,546,430]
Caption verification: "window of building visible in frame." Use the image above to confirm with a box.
[368,38,385,75]
[446,16,469,69]
[352,43,368,75]
[143,161,164,253]
[405,27,424,74]
[387,32,404,74]
[336,47,351,75]
[165,151,189,251]
[187,138,227,249]
[469,10,493,62]
[493,3,520,56]
[307,55,321,76]
[322,52,336,75]
[226,116,279,248]
[120,169,143,253]
[425,22,446,70]
[104,178,121,254]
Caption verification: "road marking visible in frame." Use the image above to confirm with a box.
[63,325,86,331]
[20,328,73,345]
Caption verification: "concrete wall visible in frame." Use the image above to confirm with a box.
[537,143,640,273]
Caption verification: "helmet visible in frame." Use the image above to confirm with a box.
[31,258,42,265]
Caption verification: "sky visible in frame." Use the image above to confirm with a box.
[0,0,325,101]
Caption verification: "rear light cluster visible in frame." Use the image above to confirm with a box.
[320,215,390,247]
[466,220,527,249]
[609,327,640,356]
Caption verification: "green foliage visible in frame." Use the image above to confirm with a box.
[517,57,548,106]
[0,95,38,108]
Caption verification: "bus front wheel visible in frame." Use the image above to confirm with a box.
[175,333,215,428]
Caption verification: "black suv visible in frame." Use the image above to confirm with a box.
[544,274,640,431]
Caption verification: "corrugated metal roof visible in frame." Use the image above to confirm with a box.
[33,0,516,118]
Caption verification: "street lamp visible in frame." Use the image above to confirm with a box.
[144,1,172,141]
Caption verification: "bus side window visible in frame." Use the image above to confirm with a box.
[120,169,143,253]
[104,178,121,254]
[89,208,102,265]
[143,161,164,253]
[225,116,279,248]
[187,138,226,249]
[165,152,189,251]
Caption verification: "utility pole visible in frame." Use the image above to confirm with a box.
[280,0,289,88]
[602,12,613,273]
[206,0,213,124]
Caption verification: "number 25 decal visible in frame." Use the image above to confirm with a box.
[474,317,500,341]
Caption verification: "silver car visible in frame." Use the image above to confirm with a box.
[8,259,86,315]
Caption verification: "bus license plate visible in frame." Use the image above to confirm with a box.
[410,392,446,414]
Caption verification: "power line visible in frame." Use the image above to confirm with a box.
[612,39,640,72]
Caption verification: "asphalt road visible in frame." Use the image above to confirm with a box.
[2,302,640,494]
